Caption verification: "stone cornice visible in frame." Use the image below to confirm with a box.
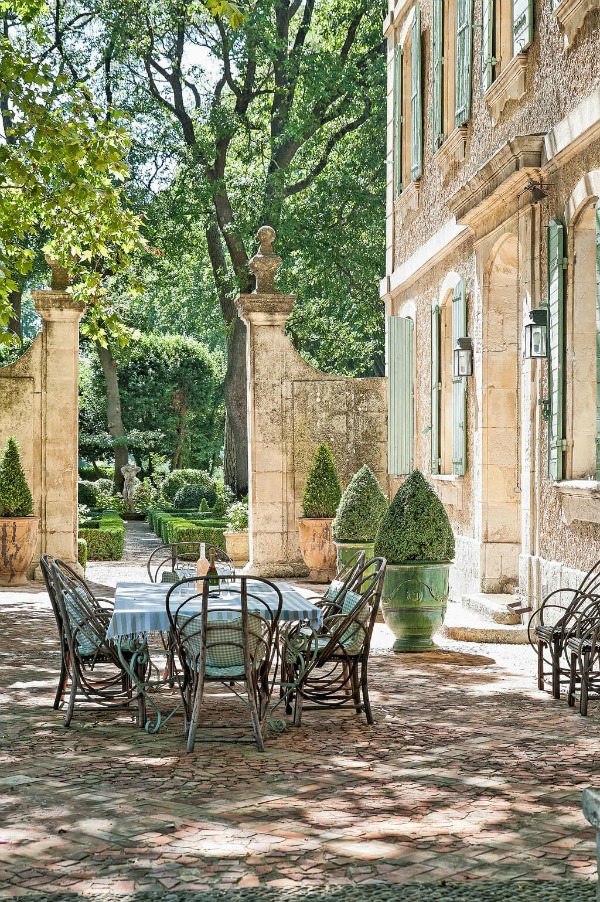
[556,480,600,525]
[554,0,596,46]
[448,136,544,237]
[433,127,469,182]
[32,292,86,322]
[236,292,296,326]
[395,179,421,229]
[485,54,528,125]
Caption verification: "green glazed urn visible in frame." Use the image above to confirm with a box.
[381,561,450,652]
[334,540,375,574]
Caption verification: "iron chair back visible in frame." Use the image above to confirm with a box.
[166,575,283,752]
[148,542,234,584]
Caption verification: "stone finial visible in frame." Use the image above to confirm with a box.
[249,226,283,294]
[44,255,70,291]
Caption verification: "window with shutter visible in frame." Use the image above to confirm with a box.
[548,221,566,481]
[411,3,422,182]
[512,0,533,54]
[432,0,444,152]
[481,0,496,92]
[452,279,467,476]
[596,204,600,479]
[393,43,403,198]
[431,304,441,474]
[387,316,414,477]
[455,0,473,127]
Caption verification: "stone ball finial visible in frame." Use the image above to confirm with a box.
[44,255,70,291]
[249,225,282,294]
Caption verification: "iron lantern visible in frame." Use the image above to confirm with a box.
[453,337,473,377]
[524,307,548,359]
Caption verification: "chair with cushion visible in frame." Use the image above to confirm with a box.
[283,557,386,727]
[527,558,600,698]
[167,575,282,752]
[147,542,234,584]
[304,550,366,616]
[47,557,147,726]
[566,597,600,715]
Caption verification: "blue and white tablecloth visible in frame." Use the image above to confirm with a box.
[106,580,323,640]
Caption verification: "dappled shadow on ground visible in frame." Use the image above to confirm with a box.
[0,590,598,897]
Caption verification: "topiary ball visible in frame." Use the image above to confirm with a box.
[374,469,454,564]
[301,444,341,519]
[78,480,98,508]
[332,465,388,542]
[173,483,212,509]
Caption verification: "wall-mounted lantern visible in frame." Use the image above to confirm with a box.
[453,337,473,377]
[524,307,548,360]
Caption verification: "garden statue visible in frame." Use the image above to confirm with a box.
[121,464,140,512]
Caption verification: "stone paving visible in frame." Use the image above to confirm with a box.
[0,524,598,899]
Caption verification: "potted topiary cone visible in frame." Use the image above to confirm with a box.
[297,444,341,582]
[0,437,39,586]
[332,465,387,573]
[374,469,454,652]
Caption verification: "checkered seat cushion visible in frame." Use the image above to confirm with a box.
[64,587,140,658]
[178,613,269,679]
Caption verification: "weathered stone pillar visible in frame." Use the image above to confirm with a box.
[32,261,85,567]
[236,227,308,578]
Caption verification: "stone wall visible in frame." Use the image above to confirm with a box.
[237,228,387,578]
[0,286,84,572]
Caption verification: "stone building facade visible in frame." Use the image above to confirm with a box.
[382,0,600,611]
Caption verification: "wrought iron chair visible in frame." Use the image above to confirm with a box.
[566,597,600,715]
[47,557,148,726]
[167,575,283,752]
[303,549,366,616]
[527,558,600,698]
[282,557,386,727]
[147,542,234,583]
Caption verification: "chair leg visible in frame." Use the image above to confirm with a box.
[580,649,590,717]
[568,652,577,707]
[63,666,78,727]
[552,636,561,699]
[186,676,204,753]
[361,663,374,725]
[54,656,68,710]
[246,675,265,753]
[350,663,362,714]
[293,685,304,727]
[537,641,545,691]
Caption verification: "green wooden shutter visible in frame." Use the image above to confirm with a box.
[452,279,467,476]
[512,0,533,54]
[455,0,473,127]
[411,3,422,182]
[548,221,566,481]
[431,304,441,475]
[393,44,403,197]
[387,315,414,476]
[432,0,444,152]
[481,0,495,92]
[595,205,600,479]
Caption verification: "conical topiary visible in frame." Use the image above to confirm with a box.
[374,469,454,564]
[0,437,34,517]
[332,465,388,542]
[301,444,341,519]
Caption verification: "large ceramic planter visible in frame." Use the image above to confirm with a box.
[0,517,39,586]
[224,530,249,568]
[381,561,450,652]
[297,518,336,582]
[334,540,375,574]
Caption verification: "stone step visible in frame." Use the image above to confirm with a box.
[461,592,523,625]
[438,600,529,644]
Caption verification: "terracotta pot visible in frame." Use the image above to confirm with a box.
[297,518,336,582]
[224,530,249,567]
[0,517,39,586]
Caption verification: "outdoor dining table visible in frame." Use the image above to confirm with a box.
[106,579,323,732]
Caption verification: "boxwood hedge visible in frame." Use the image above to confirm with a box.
[79,511,125,561]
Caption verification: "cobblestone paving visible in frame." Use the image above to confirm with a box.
[0,524,598,899]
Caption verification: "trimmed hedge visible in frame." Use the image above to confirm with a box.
[79,511,125,561]
[332,465,388,542]
[169,522,227,552]
[77,538,88,570]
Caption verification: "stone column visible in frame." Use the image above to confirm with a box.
[236,227,308,578]
[32,261,85,567]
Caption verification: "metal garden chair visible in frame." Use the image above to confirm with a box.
[527,558,600,698]
[147,542,234,583]
[166,575,283,752]
[566,597,600,715]
[282,557,386,727]
[303,549,366,616]
[46,557,148,726]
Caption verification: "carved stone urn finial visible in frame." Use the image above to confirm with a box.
[44,255,70,291]
[249,225,283,294]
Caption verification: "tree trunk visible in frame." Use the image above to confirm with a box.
[223,412,236,490]
[172,390,187,470]
[8,290,22,341]
[97,343,128,493]
[225,317,248,496]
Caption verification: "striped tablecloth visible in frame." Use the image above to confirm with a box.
[106,580,323,640]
